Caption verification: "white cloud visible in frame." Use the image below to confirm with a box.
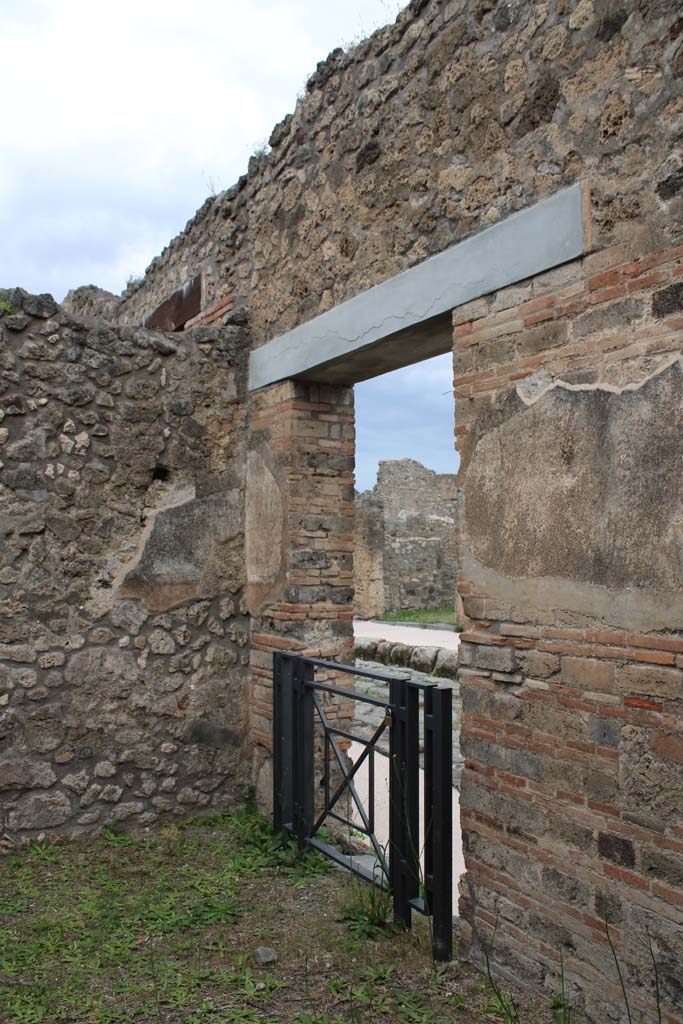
[0,0,403,298]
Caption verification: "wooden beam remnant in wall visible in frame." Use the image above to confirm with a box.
[142,274,202,332]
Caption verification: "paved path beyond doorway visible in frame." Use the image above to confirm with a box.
[354,619,461,651]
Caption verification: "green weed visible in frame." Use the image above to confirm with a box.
[380,607,462,629]
[339,876,392,939]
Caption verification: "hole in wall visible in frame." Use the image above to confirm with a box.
[152,464,171,482]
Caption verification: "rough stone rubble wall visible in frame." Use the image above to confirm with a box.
[69,0,682,354]
[354,459,457,618]
[0,289,251,838]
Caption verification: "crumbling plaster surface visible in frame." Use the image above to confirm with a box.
[0,289,251,838]
[244,445,289,613]
[461,359,683,632]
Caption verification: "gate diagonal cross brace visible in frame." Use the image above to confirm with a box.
[312,694,390,875]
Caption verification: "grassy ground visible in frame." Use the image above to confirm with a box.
[0,808,554,1024]
[381,607,463,629]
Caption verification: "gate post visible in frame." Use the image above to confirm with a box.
[292,656,315,849]
[389,677,420,930]
[425,684,453,962]
[273,652,296,833]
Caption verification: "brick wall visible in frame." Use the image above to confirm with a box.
[246,381,356,802]
[453,243,683,1023]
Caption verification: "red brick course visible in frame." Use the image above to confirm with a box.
[454,241,683,1022]
[248,380,355,756]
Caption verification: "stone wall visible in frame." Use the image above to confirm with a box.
[0,289,251,838]
[67,0,682,358]
[20,0,683,1020]
[354,459,457,618]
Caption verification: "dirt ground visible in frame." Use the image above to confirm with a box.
[0,810,556,1024]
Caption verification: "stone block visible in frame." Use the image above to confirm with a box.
[0,762,56,791]
[434,648,459,679]
[618,663,682,700]
[583,769,618,804]
[409,646,438,673]
[589,716,620,748]
[376,640,393,663]
[652,282,683,318]
[389,643,411,666]
[573,298,645,338]
[561,657,615,691]
[641,849,683,888]
[8,792,72,830]
[461,642,517,673]
[597,832,635,868]
[508,748,544,781]
[516,320,568,356]
[651,731,683,764]
[354,637,378,661]
[524,650,560,678]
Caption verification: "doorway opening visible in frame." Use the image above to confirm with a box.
[349,351,464,912]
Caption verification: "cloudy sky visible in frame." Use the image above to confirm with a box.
[1,0,458,491]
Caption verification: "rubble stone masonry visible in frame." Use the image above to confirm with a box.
[0,289,251,836]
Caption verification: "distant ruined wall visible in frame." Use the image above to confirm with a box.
[354,459,457,618]
[0,289,251,838]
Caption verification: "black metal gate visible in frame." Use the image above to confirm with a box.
[272,651,453,961]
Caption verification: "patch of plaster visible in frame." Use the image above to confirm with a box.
[245,447,288,614]
[118,488,241,612]
[462,359,683,631]
[83,484,197,620]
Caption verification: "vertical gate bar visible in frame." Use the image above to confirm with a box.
[390,677,412,929]
[423,684,435,913]
[324,728,330,815]
[272,651,282,833]
[389,677,404,926]
[404,680,420,909]
[273,652,295,834]
[431,685,453,962]
[368,745,375,836]
[291,656,303,844]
